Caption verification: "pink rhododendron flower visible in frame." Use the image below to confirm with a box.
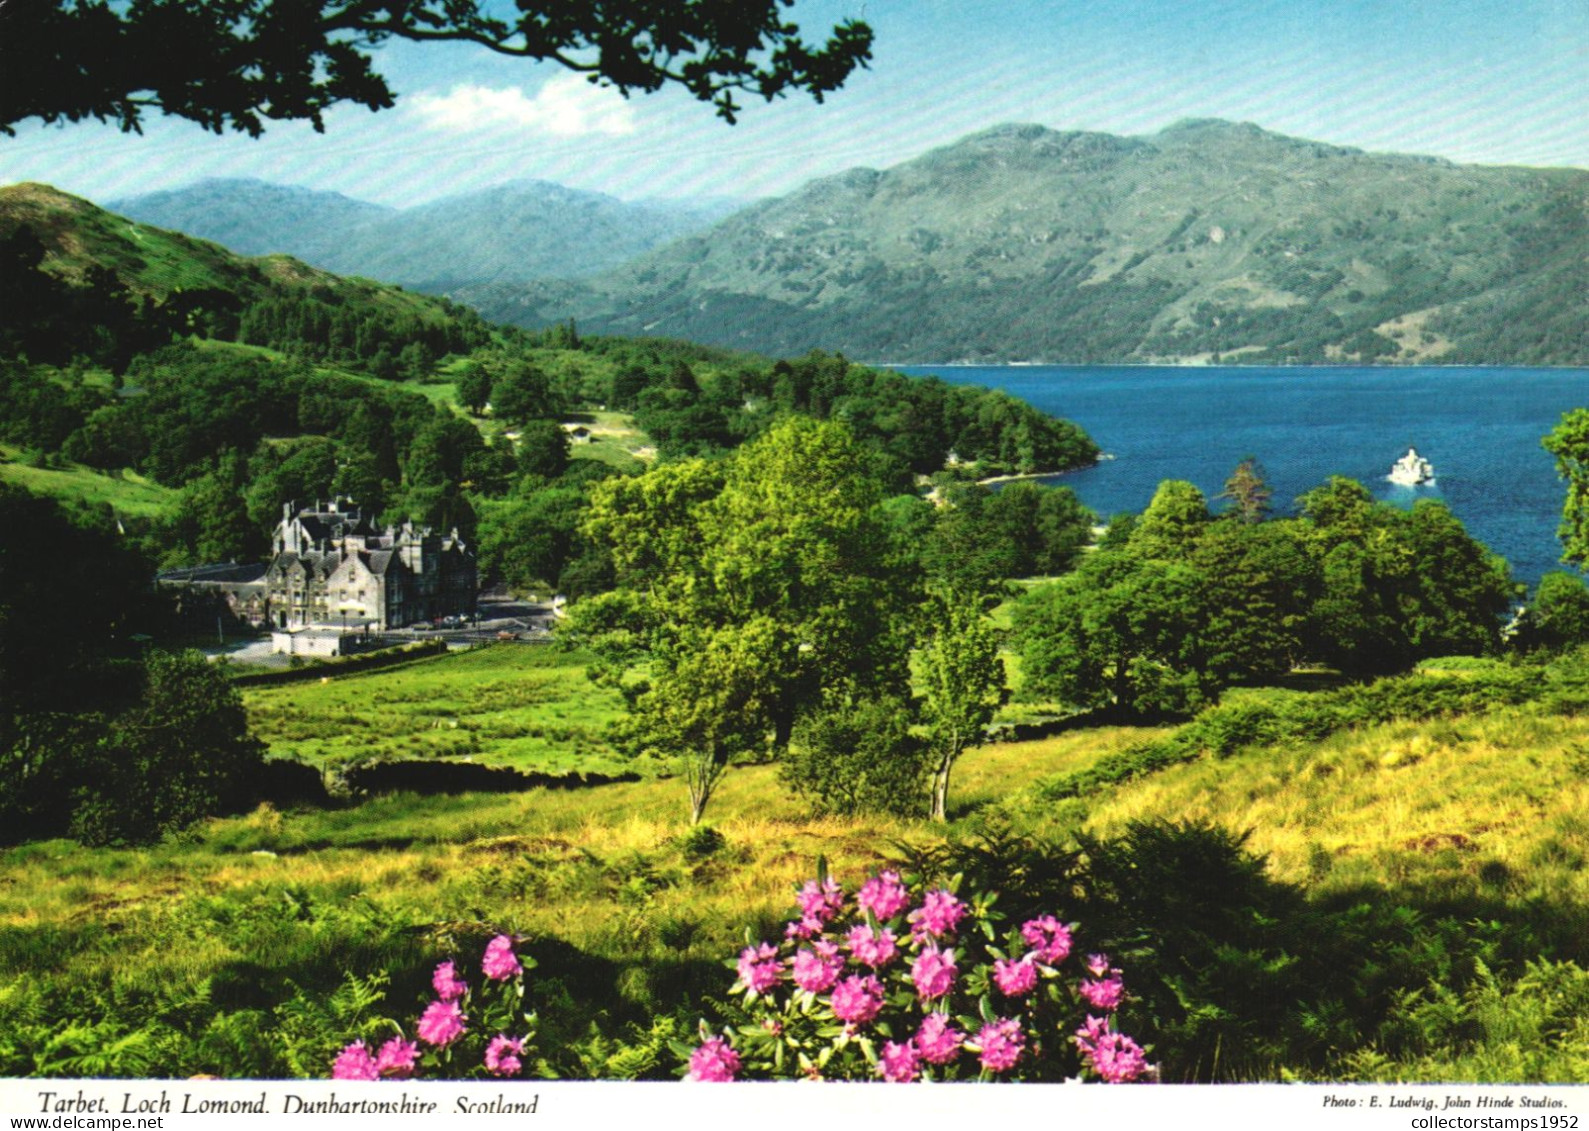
[795,877,844,923]
[375,1037,418,1079]
[331,1041,379,1080]
[910,945,957,1001]
[792,939,843,994]
[856,870,910,922]
[1019,915,1073,965]
[993,956,1038,997]
[878,1040,921,1083]
[829,974,885,1025]
[481,935,522,981]
[907,889,967,941]
[1075,1016,1152,1083]
[688,1036,742,1082]
[1084,952,1113,978]
[736,942,783,994]
[484,1035,525,1077]
[845,923,899,968]
[914,1013,964,1065]
[785,915,823,940]
[416,999,467,1047]
[432,959,468,1001]
[974,1018,1025,1073]
[1080,974,1124,1011]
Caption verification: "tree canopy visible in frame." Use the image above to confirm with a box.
[0,1,874,137]
[569,416,918,821]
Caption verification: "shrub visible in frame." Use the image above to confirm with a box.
[328,935,541,1080]
[678,864,1154,1082]
[781,696,930,818]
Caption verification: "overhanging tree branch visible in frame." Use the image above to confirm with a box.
[0,0,873,136]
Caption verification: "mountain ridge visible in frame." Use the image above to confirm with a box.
[108,176,739,292]
[461,119,1586,366]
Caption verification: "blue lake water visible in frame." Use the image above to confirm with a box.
[897,365,1589,587]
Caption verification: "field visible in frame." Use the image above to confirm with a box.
[0,443,177,519]
[242,644,634,776]
[5,643,1589,1081]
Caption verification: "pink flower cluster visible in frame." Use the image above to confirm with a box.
[331,935,534,1082]
[1079,953,1125,1012]
[484,1035,524,1078]
[792,939,843,993]
[481,934,522,981]
[856,870,910,921]
[688,1036,742,1082]
[736,942,782,994]
[1020,915,1073,965]
[974,1018,1025,1073]
[689,867,1155,1084]
[331,1037,419,1081]
[910,945,957,1000]
[1075,1016,1152,1083]
[787,877,845,939]
[846,924,898,969]
[907,889,967,941]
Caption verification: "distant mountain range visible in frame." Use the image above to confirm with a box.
[464,120,1587,366]
[25,119,1589,367]
[110,178,739,291]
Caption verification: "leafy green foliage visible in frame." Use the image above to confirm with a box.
[1543,408,1589,569]
[1016,474,1513,717]
[1516,572,1589,653]
[781,695,928,818]
[68,650,267,847]
[923,480,1095,590]
[918,589,1009,820]
[571,418,920,821]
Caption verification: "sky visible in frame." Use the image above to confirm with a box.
[2,0,1586,209]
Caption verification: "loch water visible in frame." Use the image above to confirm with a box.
[898,365,1589,587]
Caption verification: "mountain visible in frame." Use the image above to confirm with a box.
[111,177,737,291]
[466,120,1588,366]
[107,179,394,261]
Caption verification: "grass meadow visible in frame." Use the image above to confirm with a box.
[4,641,1589,1080]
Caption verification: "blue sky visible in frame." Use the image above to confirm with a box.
[2,0,1585,208]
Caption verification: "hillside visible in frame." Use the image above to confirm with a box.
[0,181,484,328]
[469,120,1589,366]
[110,177,737,290]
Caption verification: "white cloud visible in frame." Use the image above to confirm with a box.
[409,73,638,137]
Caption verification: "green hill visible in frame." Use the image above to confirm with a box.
[471,120,1589,365]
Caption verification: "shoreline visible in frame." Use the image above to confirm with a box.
[874,361,1589,373]
[977,458,1110,487]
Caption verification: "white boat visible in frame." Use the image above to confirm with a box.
[1388,447,1435,486]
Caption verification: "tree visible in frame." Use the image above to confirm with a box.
[782,695,927,819]
[1129,480,1210,558]
[1,2,873,137]
[476,485,587,593]
[918,589,1008,821]
[1517,572,1589,653]
[490,364,558,426]
[1015,551,1214,719]
[69,649,266,846]
[455,362,493,415]
[1217,457,1273,523]
[515,419,571,481]
[1543,408,1589,568]
[570,418,917,822]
